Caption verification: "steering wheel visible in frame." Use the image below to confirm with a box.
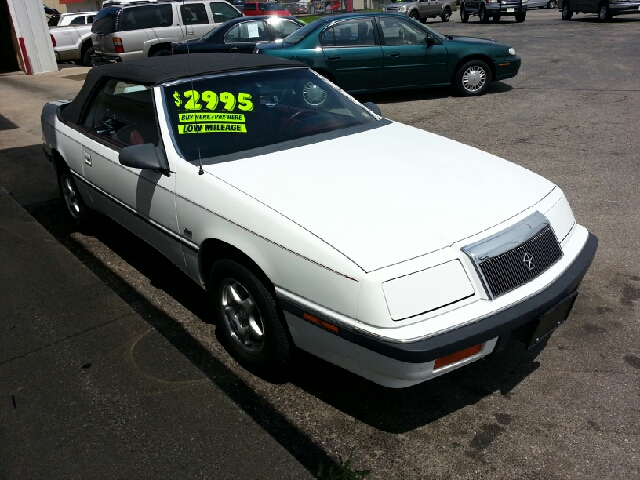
[280,110,319,137]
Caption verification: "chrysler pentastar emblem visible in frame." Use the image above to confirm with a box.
[523,252,535,271]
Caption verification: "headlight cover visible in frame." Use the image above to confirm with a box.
[509,47,516,55]
[382,260,475,321]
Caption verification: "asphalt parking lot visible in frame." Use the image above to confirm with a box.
[1,8,638,479]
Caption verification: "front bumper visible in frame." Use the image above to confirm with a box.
[484,3,527,14]
[494,55,521,81]
[279,232,597,387]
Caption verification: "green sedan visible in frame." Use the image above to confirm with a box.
[255,13,521,96]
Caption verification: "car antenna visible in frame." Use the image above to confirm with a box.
[181,0,205,175]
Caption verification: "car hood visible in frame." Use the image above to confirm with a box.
[205,122,554,272]
[444,36,504,47]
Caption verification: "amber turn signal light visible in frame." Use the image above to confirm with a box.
[303,312,339,333]
[434,344,482,370]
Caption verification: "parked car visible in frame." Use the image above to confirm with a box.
[172,16,304,54]
[41,54,597,388]
[242,2,291,16]
[560,0,640,21]
[91,0,242,64]
[286,2,309,14]
[527,0,557,9]
[460,0,528,23]
[256,13,521,96]
[50,22,95,67]
[383,0,457,23]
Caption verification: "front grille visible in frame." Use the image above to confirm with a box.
[477,226,562,298]
[384,7,399,11]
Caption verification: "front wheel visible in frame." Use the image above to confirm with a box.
[561,2,573,19]
[460,4,470,22]
[515,11,526,22]
[57,165,89,227]
[547,0,557,8]
[455,60,491,96]
[409,10,419,21]
[597,2,611,21]
[441,7,451,22]
[209,259,291,376]
[479,6,489,23]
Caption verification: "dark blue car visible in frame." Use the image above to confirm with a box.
[172,15,304,55]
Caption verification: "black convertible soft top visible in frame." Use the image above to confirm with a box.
[60,54,305,125]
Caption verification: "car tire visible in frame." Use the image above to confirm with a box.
[455,59,491,96]
[82,46,94,67]
[56,163,89,228]
[597,2,611,21]
[561,2,573,19]
[479,5,489,23]
[441,7,451,21]
[409,10,420,21]
[209,259,291,376]
[547,0,557,8]
[493,14,501,22]
[515,11,526,22]
[460,4,470,22]
[152,49,172,57]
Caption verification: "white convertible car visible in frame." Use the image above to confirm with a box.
[41,54,597,388]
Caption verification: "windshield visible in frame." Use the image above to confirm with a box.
[163,68,379,162]
[92,7,119,34]
[202,24,224,40]
[260,3,285,10]
[282,18,326,45]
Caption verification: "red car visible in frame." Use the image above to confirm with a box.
[242,2,290,16]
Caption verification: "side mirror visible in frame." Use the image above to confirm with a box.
[362,101,382,117]
[119,143,168,171]
[426,36,435,47]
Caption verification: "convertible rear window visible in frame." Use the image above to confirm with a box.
[163,68,378,162]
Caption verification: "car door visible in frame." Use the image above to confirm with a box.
[377,16,448,88]
[78,79,186,272]
[179,2,213,39]
[319,18,383,91]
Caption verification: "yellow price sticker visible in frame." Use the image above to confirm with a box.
[178,123,248,134]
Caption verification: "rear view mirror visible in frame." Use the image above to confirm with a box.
[426,36,435,47]
[119,143,168,171]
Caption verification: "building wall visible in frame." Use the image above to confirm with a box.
[6,0,57,73]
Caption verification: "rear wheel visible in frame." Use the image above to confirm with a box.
[151,49,171,57]
[547,0,557,8]
[209,259,290,376]
[81,45,94,67]
[479,5,489,23]
[441,7,451,21]
[455,59,491,96]
[597,2,611,21]
[461,4,470,22]
[515,11,526,22]
[561,2,573,19]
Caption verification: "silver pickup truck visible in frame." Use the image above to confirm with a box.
[50,22,95,67]
[49,12,98,67]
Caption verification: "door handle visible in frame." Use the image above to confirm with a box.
[83,151,92,166]
[387,52,400,57]
[327,55,341,60]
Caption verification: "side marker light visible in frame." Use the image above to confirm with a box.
[434,344,482,370]
[303,312,339,333]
